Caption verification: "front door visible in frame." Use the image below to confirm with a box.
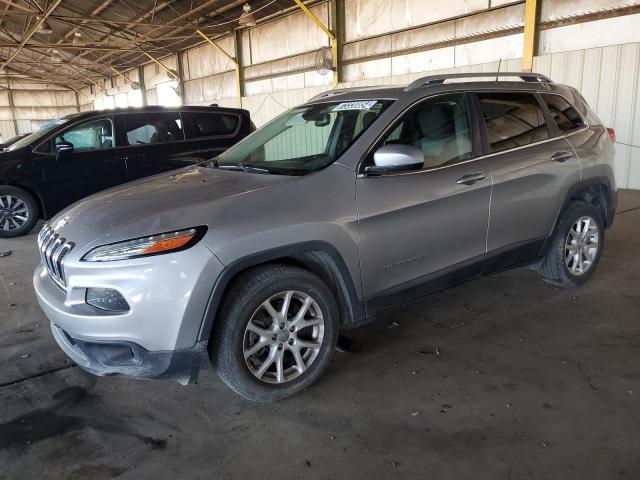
[38,116,126,214]
[356,93,491,315]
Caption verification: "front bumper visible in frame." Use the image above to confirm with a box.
[51,323,205,384]
[34,242,225,382]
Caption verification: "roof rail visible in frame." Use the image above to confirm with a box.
[405,72,552,91]
[308,85,394,102]
[308,87,363,102]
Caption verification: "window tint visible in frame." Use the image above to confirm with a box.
[378,93,473,169]
[53,118,113,151]
[188,113,239,138]
[119,112,183,146]
[477,92,549,153]
[540,93,585,133]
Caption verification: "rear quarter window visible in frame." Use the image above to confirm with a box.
[540,93,586,134]
[477,92,549,154]
[188,113,240,138]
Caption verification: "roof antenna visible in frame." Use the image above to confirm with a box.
[495,58,502,82]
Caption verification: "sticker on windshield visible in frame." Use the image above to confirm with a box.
[332,101,377,111]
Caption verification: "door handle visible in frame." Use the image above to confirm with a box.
[551,151,573,162]
[456,172,487,185]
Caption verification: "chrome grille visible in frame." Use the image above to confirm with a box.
[38,224,74,289]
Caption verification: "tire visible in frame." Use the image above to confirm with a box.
[210,264,339,402]
[0,186,39,238]
[537,200,604,287]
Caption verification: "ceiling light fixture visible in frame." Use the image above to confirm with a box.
[72,31,82,45]
[239,3,256,27]
[38,17,53,34]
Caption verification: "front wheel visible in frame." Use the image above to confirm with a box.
[537,201,604,287]
[210,264,339,402]
[0,186,39,238]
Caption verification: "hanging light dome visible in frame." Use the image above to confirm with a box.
[239,3,256,27]
[38,17,53,34]
[72,31,82,45]
[51,50,62,63]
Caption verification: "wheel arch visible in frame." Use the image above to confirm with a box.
[197,241,366,343]
[0,181,45,219]
[543,176,614,256]
[564,177,615,228]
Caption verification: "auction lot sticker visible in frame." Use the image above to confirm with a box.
[332,101,378,111]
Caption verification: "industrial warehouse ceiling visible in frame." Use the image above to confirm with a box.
[0,0,295,88]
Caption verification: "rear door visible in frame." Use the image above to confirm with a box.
[115,111,201,181]
[182,110,245,160]
[476,91,581,262]
[356,93,491,314]
[37,116,126,213]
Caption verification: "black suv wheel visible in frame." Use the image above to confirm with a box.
[0,186,38,238]
[210,264,339,402]
[538,201,604,287]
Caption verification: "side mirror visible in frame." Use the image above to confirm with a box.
[55,141,74,159]
[365,144,423,175]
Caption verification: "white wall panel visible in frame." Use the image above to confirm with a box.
[248,3,329,65]
[344,0,492,41]
[539,14,640,54]
[0,120,16,140]
[540,0,640,22]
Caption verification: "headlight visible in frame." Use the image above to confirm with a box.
[82,227,206,262]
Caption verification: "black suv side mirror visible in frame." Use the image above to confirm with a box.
[55,141,74,159]
[364,144,424,175]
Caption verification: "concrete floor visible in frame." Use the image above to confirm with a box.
[1,191,639,480]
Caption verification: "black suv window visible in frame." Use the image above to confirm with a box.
[477,92,549,153]
[187,112,239,138]
[118,112,184,146]
[540,93,585,134]
[378,93,473,169]
[51,118,113,152]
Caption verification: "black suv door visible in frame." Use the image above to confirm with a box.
[35,116,126,214]
[114,111,201,181]
[182,110,246,160]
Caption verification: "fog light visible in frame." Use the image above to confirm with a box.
[86,288,130,312]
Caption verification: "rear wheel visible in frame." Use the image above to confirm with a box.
[537,201,604,287]
[0,186,38,238]
[210,264,339,402]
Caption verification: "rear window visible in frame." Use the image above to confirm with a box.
[187,112,239,138]
[118,112,184,146]
[540,93,585,134]
[477,92,549,154]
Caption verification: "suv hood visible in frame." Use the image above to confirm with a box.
[51,166,295,249]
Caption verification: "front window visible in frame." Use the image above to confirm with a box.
[216,100,393,175]
[53,118,113,151]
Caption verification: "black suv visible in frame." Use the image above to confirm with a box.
[0,105,253,237]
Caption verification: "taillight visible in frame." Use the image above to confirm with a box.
[606,127,616,143]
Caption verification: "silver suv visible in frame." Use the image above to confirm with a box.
[34,73,616,401]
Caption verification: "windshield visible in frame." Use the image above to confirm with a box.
[216,99,393,174]
[6,117,72,151]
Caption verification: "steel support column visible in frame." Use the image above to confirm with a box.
[137,66,147,107]
[522,0,540,73]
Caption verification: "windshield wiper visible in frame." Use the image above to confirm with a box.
[218,163,271,174]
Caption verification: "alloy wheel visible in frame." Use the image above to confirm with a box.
[565,215,599,276]
[0,195,29,232]
[243,290,325,384]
